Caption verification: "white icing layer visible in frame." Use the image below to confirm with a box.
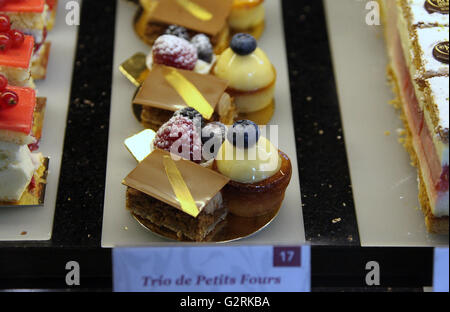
[405,0,449,27]
[0,142,34,202]
[428,76,449,134]
[416,26,449,77]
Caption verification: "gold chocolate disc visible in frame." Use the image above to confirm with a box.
[433,41,449,64]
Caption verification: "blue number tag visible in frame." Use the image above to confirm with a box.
[434,248,449,292]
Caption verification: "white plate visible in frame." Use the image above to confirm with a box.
[101,0,305,247]
[0,1,80,241]
[325,0,448,246]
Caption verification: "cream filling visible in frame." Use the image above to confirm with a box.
[214,47,275,91]
[229,3,265,30]
[216,136,281,183]
[0,142,35,202]
[0,65,32,86]
[232,83,275,113]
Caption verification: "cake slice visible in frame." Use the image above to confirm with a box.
[1,0,51,80]
[0,35,35,87]
[379,0,449,233]
[123,149,230,241]
[0,85,38,145]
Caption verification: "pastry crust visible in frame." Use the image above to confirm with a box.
[216,150,292,218]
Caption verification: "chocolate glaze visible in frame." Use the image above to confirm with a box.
[133,64,228,112]
[150,0,233,36]
[122,149,230,215]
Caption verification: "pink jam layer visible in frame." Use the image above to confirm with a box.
[385,2,449,204]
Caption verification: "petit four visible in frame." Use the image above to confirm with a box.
[215,120,292,217]
[213,33,276,123]
[379,0,449,233]
[0,81,48,206]
[133,64,237,130]
[229,0,265,39]
[135,0,233,54]
[123,149,230,241]
[0,32,35,88]
[0,0,51,80]
[0,83,38,145]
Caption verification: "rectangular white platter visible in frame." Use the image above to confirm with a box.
[101,0,305,247]
[325,0,448,246]
[0,0,80,241]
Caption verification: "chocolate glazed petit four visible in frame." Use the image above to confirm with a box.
[123,149,230,242]
[135,0,233,55]
[133,64,237,130]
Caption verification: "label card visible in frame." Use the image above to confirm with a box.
[113,246,310,292]
[433,248,449,292]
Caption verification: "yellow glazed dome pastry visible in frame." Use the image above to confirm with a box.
[213,33,276,123]
[214,120,291,217]
[229,0,265,39]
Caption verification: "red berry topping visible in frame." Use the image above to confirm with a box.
[153,115,202,162]
[152,35,198,70]
[0,74,7,92]
[28,176,36,191]
[0,90,19,109]
[0,14,10,33]
[10,29,24,48]
[0,32,12,51]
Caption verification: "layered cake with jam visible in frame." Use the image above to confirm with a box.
[215,120,292,217]
[123,149,230,241]
[379,0,449,233]
[135,0,233,55]
[133,64,237,130]
[229,0,265,39]
[0,0,51,80]
[214,33,276,124]
[0,78,47,205]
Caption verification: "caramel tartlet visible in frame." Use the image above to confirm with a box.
[133,64,237,130]
[215,120,292,217]
[218,150,291,217]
